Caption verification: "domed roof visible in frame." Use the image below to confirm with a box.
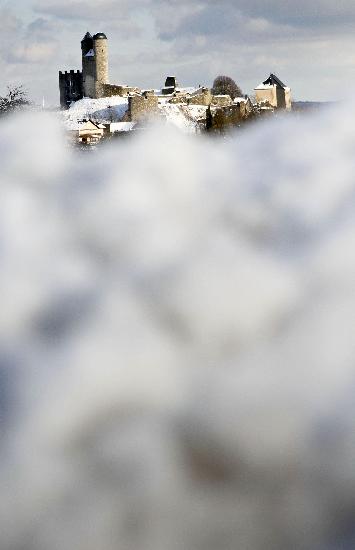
[93,32,107,40]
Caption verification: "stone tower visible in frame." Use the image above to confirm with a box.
[81,32,95,98]
[93,33,109,98]
[81,31,109,99]
[59,31,110,106]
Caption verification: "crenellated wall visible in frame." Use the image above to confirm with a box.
[59,70,83,108]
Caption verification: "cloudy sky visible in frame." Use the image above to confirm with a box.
[1,0,355,105]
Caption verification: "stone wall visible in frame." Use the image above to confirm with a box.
[169,93,188,104]
[128,92,159,121]
[102,84,141,97]
[188,89,212,106]
[206,103,246,132]
[255,86,292,111]
[255,87,277,108]
[211,95,233,107]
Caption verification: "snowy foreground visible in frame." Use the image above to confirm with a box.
[1,103,355,550]
[62,95,208,132]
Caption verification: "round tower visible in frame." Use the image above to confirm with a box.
[93,33,108,98]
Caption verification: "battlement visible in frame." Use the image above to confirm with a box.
[59,70,82,78]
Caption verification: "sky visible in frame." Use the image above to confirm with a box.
[1,0,355,105]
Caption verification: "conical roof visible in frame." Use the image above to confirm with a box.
[81,31,92,42]
[81,32,94,55]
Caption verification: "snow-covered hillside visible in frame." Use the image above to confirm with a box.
[62,95,208,133]
[62,96,129,129]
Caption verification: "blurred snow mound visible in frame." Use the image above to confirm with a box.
[1,106,355,549]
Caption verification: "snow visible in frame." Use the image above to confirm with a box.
[255,82,274,90]
[61,95,207,134]
[156,87,199,97]
[62,96,129,129]
[109,122,136,133]
[159,103,207,133]
[176,86,198,95]
[234,96,247,103]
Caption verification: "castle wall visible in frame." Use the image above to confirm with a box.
[128,92,159,121]
[59,70,83,108]
[206,103,250,132]
[102,84,140,97]
[211,95,233,107]
[255,86,277,108]
[255,86,292,110]
[284,88,292,111]
[188,89,212,106]
[169,94,188,104]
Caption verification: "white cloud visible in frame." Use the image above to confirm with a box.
[9,42,57,63]
[2,0,355,103]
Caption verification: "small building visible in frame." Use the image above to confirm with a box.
[73,120,105,143]
[255,74,291,110]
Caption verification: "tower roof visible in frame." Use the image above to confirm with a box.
[81,32,92,42]
[93,32,107,40]
[81,32,94,55]
[262,73,286,88]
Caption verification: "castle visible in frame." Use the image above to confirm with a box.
[59,32,135,108]
[60,32,292,137]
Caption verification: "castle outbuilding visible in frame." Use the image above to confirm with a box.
[254,74,292,110]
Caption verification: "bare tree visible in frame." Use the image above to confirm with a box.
[211,76,243,100]
[0,85,30,116]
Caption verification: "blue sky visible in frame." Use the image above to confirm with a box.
[1,0,355,105]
